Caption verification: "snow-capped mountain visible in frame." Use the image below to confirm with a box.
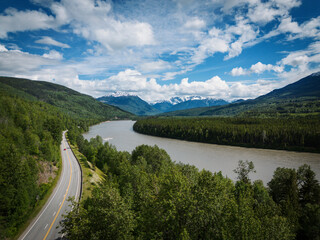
[98,94,230,116]
[107,91,136,97]
[152,96,229,113]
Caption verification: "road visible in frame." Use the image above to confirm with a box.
[19,131,81,240]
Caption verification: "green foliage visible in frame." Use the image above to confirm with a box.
[268,165,320,239]
[0,76,134,121]
[234,160,256,183]
[133,117,320,152]
[62,134,317,239]
[0,94,68,237]
[60,185,135,240]
[0,76,134,238]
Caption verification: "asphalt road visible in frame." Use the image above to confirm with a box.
[19,131,81,240]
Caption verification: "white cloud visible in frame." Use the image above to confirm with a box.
[0,48,58,75]
[231,67,248,76]
[250,62,282,74]
[183,17,206,30]
[43,50,63,60]
[231,62,284,76]
[51,0,155,50]
[0,8,56,38]
[247,2,283,25]
[0,44,8,52]
[273,16,320,40]
[139,60,172,73]
[192,37,229,64]
[277,17,301,34]
[36,36,70,48]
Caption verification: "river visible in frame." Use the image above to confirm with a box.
[83,120,320,183]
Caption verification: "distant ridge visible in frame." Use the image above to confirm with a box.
[97,94,230,116]
[160,72,320,117]
[97,95,160,116]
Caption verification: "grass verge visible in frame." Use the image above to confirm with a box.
[66,137,105,200]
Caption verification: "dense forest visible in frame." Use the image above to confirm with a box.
[0,77,134,120]
[0,94,69,238]
[133,117,320,152]
[0,77,132,239]
[61,132,320,239]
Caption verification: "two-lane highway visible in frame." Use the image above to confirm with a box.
[19,131,81,240]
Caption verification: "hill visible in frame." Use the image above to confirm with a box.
[161,72,320,117]
[0,76,133,120]
[97,95,161,116]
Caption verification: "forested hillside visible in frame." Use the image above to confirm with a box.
[0,77,133,239]
[61,131,320,239]
[133,117,320,152]
[0,93,75,238]
[0,77,133,120]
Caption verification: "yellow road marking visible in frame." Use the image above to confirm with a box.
[43,139,72,240]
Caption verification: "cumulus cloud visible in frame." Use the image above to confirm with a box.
[50,0,155,50]
[43,50,63,60]
[0,0,155,50]
[277,17,301,34]
[247,2,283,25]
[231,67,248,76]
[0,46,299,102]
[0,8,56,38]
[250,62,283,74]
[231,62,284,76]
[36,36,70,48]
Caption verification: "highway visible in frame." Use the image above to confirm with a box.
[19,131,81,240]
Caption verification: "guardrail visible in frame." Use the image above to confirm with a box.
[65,131,83,202]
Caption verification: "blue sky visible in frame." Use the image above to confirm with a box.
[0,0,319,102]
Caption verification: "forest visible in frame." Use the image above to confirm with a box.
[0,93,94,238]
[61,131,320,240]
[0,77,132,239]
[133,117,320,152]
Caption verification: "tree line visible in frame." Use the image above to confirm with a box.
[133,117,320,152]
[60,132,320,239]
[0,94,93,239]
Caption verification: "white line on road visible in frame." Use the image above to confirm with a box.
[20,151,66,240]
[53,212,56,216]
[44,224,48,229]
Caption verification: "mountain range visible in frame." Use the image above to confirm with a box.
[97,95,229,115]
[160,72,320,117]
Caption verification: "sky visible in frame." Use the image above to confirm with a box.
[0,0,319,103]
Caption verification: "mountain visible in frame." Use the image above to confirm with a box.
[160,72,320,117]
[98,95,230,115]
[0,76,133,120]
[97,95,161,116]
[152,97,229,113]
[152,101,174,112]
[167,98,229,112]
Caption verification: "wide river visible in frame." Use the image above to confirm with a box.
[83,120,320,183]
